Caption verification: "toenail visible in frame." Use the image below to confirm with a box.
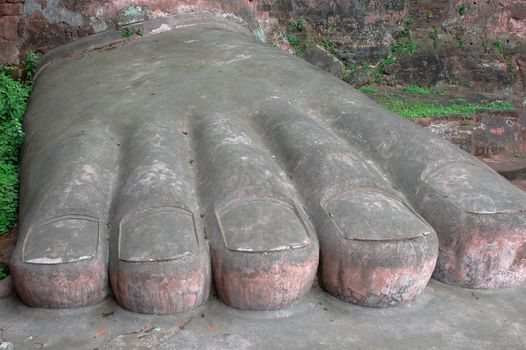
[323,190,431,241]
[23,215,100,264]
[216,199,312,252]
[118,207,199,262]
[422,162,526,213]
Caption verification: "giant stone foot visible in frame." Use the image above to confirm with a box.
[9,14,526,314]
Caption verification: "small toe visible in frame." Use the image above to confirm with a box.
[253,100,438,307]
[320,191,438,307]
[192,114,319,310]
[212,199,318,310]
[419,162,526,288]
[110,207,211,314]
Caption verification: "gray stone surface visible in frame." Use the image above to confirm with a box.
[1,281,526,349]
[8,13,526,314]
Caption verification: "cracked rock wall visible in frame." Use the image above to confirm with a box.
[294,0,526,92]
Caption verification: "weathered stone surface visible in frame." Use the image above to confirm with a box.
[0,41,18,64]
[303,45,343,77]
[0,16,18,41]
[414,110,526,158]
[294,0,526,92]
[0,3,22,16]
[9,15,526,315]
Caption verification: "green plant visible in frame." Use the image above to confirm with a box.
[454,33,464,48]
[290,17,305,32]
[377,94,513,118]
[0,77,29,234]
[359,86,377,94]
[404,17,416,30]
[293,42,312,57]
[320,38,331,51]
[458,5,466,16]
[0,56,34,235]
[361,62,374,73]
[378,57,395,74]
[392,29,421,56]
[0,163,19,234]
[0,73,29,163]
[404,86,431,95]
[342,63,357,78]
[433,89,448,95]
[0,265,8,280]
[287,33,300,46]
[456,98,467,103]
[121,27,134,39]
[21,52,38,84]
[494,39,504,55]
[121,27,144,39]
[319,38,337,59]
[426,10,433,22]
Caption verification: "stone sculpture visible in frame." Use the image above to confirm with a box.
[9,14,526,314]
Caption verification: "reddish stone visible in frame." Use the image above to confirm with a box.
[212,246,319,310]
[0,3,22,15]
[11,254,109,308]
[0,41,18,64]
[472,110,522,157]
[412,118,433,127]
[110,255,211,314]
[321,235,438,307]
[0,16,18,41]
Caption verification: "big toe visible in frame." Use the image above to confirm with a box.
[11,215,108,308]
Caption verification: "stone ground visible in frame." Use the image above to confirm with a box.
[0,280,525,349]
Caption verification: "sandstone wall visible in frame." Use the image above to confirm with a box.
[0,0,292,64]
[295,0,526,93]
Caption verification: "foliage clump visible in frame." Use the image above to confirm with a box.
[0,264,8,280]
[404,86,431,95]
[359,86,377,94]
[0,52,36,234]
[121,26,144,40]
[377,94,513,118]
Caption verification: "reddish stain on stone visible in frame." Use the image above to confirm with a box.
[490,127,505,136]
[95,326,108,337]
[110,254,211,314]
[207,324,220,332]
[434,229,526,289]
[10,257,108,308]
[212,245,319,310]
[320,235,438,307]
